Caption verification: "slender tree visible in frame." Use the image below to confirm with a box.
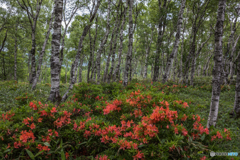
[162,0,186,83]
[207,0,226,128]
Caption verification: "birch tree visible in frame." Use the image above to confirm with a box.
[93,0,111,84]
[123,0,133,86]
[16,0,43,84]
[47,0,64,103]
[207,0,226,128]
[62,0,101,102]
[143,27,154,79]
[113,1,128,82]
[162,0,186,83]
[32,12,54,90]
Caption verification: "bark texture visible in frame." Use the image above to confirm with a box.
[32,12,54,90]
[94,0,111,84]
[62,0,101,102]
[113,3,128,82]
[143,28,154,79]
[123,0,134,86]
[48,0,63,103]
[17,0,43,84]
[207,0,226,128]
[162,0,186,83]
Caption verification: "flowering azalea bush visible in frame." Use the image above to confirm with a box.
[0,82,235,160]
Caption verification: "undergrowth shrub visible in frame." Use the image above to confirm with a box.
[0,82,234,160]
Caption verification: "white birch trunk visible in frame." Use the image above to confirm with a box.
[207,0,226,128]
[162,0,186,83]
[32,12,54,90]
[123,0,134,86]
[62,0,101,101]
[48,0,63,103]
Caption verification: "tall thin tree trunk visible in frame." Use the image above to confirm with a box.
[143,28,154,79]
[162,0,186,83]
[207,0,226,128]
[178,19,186,83]
[78,55,83,83]
[113,2,128,82]
[123,0,134,86]
[94,0,111,84]
[153,0,168,82]
[14,24,18,81]
[62,0,101,102]
[65,61,68,83]
[48,0,63,103]
[90,16,98,81]
[32,12,54,90]
[103,6,120,82]
[0,30,8,80]
[87,28,92,83]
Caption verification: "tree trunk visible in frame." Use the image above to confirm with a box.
[113,2,128,82]
[65,61,68,83]
[62,0,101,102]
[123,0,134,86]
[178,30,185,83]
[94,0,111,84]
[32,12,54,90]
[152,0,168,82]
[107,11,123,83]
[0,30,8,80]
[90,16,98,81]
[103,6,120,82]
[87,28,92,83]
[207,0,226,128]
[143,28,154,79]
[14,23,18,81]
[78,55,83,83]
[162,0,186,83]
[48,0,63,103]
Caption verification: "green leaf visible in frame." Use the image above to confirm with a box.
[61,149,65,160]
[44,142,51,147]
[4,149,11,153]
[25,149,35,160]
[201,134,205,141]
[35,150,45,158]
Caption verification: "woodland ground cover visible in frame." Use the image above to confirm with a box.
[0,77,239,160]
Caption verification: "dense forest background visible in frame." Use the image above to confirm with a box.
[0,0,240,159]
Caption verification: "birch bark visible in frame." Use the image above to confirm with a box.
[94,0,111,84]
[16,0,43,84]
[48,0,63,103]
[113,3,128,82]
[143,28,154,79]
[162,0,186,83]
[62,0,101,102]
[32,12,54,90]
[207,0,226,128]
[123,0,134,86]
[103,6,120,82]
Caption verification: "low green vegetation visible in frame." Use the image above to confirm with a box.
[0,77,239,160]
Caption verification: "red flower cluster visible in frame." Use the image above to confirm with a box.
[224,128,231,140]
[95,155,110,160]
[132,150,145,160]
[18,130,35,145]
[103,99,122,115]
[37,144,50,152]
[150,106,178,123]
[1,111,15,121]
[54,111,72,128]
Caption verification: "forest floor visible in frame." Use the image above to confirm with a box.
[0,77,240,159]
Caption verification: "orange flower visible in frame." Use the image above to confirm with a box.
[51,107,57,113]
[38,118,43,122]
[132,150,145,160]
[30,123,36,129]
